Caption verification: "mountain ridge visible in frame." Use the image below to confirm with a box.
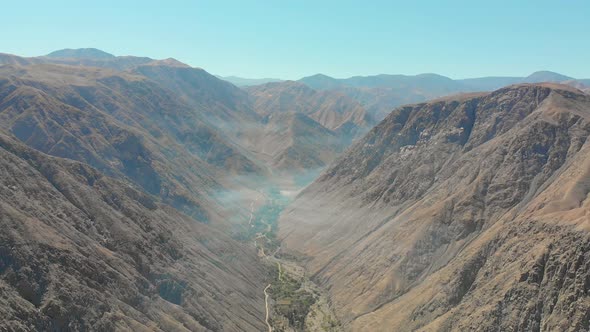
[278,83,590,331]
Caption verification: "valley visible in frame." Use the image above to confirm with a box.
[1,46,590,332]
[243,182,340,332]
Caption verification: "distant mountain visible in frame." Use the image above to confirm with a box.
[300,71,590,121]
[133,63,261,126]
[457,76,522,91]
[1,48,153,70]
[246,81,372,134]
[244,81,374,171]
[279,83,590,331]
[298,73,342,90]
[254,111,345,171]
[300,73,464,92]
[46,48,116,59]
[217,75,283,86]
[0,50,368,176]
[300,73,468,121]
[524,70,573,83]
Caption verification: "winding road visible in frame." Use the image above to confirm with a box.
[247,192,274,331]
[264,284,273,332]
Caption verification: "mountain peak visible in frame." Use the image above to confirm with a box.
[144,58,190,68]
[45,48,115,59]
[525,70,573,83]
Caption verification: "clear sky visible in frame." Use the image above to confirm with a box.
[3,0,589,80]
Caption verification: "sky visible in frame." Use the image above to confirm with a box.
[2,0,589,80]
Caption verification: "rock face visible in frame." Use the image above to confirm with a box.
[279,83,590,331]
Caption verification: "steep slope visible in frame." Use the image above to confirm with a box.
[0,63,261,225]
[243,81,372,173]
[132,64,260,127]
[0,52,362,181]
[279,84,590,331]
[253,112,345,171]
[246,81,372,136]
[0,133,267,331]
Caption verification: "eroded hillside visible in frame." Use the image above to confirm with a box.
[279,84,590,331]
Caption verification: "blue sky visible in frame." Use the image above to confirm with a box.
[2,0,589,79]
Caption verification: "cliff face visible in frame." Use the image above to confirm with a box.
[278,84,590,331]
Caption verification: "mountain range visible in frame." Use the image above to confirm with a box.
[297,71,590,121]
[0,49,374,330]
[1,48,590,331]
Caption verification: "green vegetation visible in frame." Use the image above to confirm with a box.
[269,272,316,330]
[247,186,290,252]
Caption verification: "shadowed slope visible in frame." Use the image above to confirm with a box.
[0,133,268,331]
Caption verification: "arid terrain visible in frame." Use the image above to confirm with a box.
[279,83,590,331]
[1,47,590,331]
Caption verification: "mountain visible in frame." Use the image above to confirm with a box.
[133,64,261,128]
[46,48,116,59]
[246,81,372,134]
[130,64,372,174]
[250,111,345,171]
[0,50,379,330]
[297,74,342,90]
[242,81,373,172]
[0,63,262,222]
[524,70,574,83]
[278,83,590,330]
[0,49,153,71]
[0,51,303,330]
[0,133,267,331]
[217,75,283,87]
[457,76,523,91]
[299,73,469,121]
[300,73,464,92]
[299,71,590,121]
[0,50,370,178]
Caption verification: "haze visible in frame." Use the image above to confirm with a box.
[2,0,590,79]
[2,1,590,332]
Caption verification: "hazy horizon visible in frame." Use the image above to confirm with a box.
[3,0,589,80]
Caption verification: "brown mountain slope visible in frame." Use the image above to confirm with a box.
[132,64,260,127]
[1,53,367,178]
[0,64,262,224]
[0,133,267,331]
[252,112,345,171]
[246,81,372,137]
[242,81,373,173]
[278,84,590,331]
